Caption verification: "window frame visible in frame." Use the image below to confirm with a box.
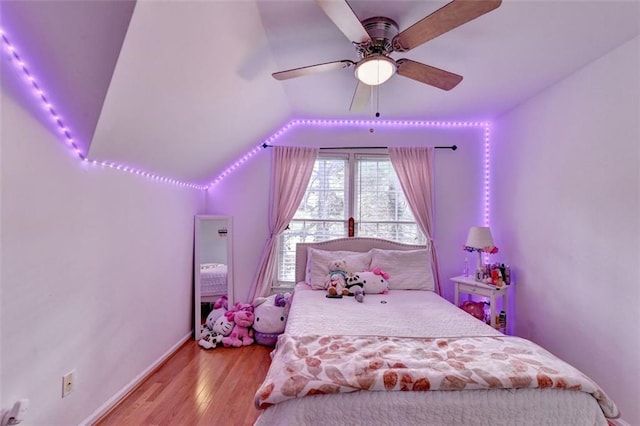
[274,149,423,289]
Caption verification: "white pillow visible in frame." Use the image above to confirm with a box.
[369,248,434,291]
[306,248,372,290]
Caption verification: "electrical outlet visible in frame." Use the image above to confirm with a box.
[62,371,75,398]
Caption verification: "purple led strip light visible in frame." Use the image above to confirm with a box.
[0,27,206,190]
[1,29,84,159]
[1,28,492,199]
[483,125,491,227]
[211,119,492,229]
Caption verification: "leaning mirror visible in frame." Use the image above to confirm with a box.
[194,215,233,339]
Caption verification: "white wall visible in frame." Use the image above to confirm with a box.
[204,147,271,303]
[492,36,640,424]
[206,123,488,303]
[0,87,204,424]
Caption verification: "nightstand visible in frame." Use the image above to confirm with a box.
[450,275,510,333]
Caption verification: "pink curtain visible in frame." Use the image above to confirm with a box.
[248,146,318,301]
[388,147,442,296]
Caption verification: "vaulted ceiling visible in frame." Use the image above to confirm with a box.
[2,1,638,185]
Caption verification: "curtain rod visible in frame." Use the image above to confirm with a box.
[261,144,457,151]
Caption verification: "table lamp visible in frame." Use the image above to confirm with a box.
[465,226,495,269]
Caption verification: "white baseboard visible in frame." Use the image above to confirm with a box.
[80,332,192,426]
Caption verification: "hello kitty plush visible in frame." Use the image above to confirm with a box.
[253,293,291,346]
[360,270,389,294]
[205,295,228,330]
[199,295,229,338]
[198,314,234,349]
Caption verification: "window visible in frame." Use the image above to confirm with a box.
[276,152,424,286]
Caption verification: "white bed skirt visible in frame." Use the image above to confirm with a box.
[255,387,607,426]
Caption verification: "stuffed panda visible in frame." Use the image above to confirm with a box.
[345,273,365,295]
[346,271,389,296]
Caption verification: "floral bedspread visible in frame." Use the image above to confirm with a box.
[255,334,618,418]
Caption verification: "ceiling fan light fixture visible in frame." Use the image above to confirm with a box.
[355,55,396,86]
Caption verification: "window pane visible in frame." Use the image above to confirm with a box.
[278,220,346,282]
[357,222,423,244]
[355,157,416,222]
[295,158,347,220]
[279,157,348,282]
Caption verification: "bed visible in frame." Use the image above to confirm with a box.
[254,237,618,426]
[199,263,228,302]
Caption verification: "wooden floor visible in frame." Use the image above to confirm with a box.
[95,341,273,426]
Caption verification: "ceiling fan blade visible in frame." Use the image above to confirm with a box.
[393,0,502,52]
[315,0,372,44]
[396,58,462,91]
[272,60,355,81]
[350,81,372,111]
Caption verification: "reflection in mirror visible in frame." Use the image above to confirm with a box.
[194,215,233,339]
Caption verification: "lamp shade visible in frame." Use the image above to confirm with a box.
[465,226,494,249]
[355,55,396,86]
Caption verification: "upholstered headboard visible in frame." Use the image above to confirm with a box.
[295,237,427,283]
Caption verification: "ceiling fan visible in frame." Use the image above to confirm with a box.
[272,0,502,111]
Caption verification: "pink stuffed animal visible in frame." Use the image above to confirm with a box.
[222,305,255,347]
[459,300,486,321]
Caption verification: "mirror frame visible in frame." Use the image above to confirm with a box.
[194,215,234,339]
